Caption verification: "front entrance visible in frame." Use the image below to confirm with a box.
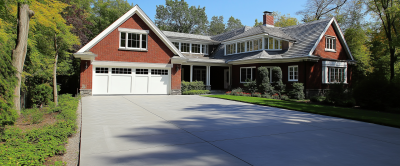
[224,69,230,89]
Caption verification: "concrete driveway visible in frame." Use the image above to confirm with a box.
[80,95,400,166]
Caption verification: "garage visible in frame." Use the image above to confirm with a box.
[92,67,170,95]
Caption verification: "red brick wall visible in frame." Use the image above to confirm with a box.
[80,60,92,89]
[80,14,181,91]
[171,64,181,90]
[312,24,348,60]
[263,14,274,26]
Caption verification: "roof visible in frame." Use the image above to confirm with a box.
[162,31,218,43]
[75,5,184,58]
[223,25,295,42]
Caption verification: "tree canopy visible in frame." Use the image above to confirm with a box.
[208,15,225,35]
[225,16,243,32]
[273,12,299,27]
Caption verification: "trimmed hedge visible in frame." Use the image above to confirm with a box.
[181,81,205,92]
[182,90,210,95]
[0,94,80,165]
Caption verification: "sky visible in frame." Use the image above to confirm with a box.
[127,0,309,26]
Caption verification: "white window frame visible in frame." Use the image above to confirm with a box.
[180,43,190,53]
[118,28,149,51]
[288,65,298,82]
[240,67,256,83]
[325,35,336,52]
[328,67,345,83]
[322,61,347,84]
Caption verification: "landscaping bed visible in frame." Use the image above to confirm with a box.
[205,95,400,128]
[0,94,80,165]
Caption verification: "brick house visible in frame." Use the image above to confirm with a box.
[74,5,355,97]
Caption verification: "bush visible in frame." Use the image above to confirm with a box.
[257,67,274,95]
[289,82,305,100]
[281,95,289,100]
[271,93,280,99]
[22,108,45,124]
[182,90,210,95]
[262,93,271,99]
[31,83,53,106]
[252,92,262,97]
[310,96,326,103]
[181,81,206,93]
[0,94,79,165]
[271,67,285,97]
[231,87,243,96]
[325,82,354,107]
[243,79,258,93]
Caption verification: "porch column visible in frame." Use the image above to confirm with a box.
[190,65,193,82]
[206,66,211,90]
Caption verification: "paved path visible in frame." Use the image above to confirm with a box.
[80,95,400,166]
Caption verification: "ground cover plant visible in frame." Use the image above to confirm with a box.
[205,95,400,128]
[0,94,80,165]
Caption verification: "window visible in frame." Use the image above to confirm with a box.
[192,44,200,53]
[202,45,208,54]
[325,36,336,51]
[268,37,274,49]
[151,69,168,75]
[240,67,256,83]
[181,43,190,52]
[328,67,345,83]
[112,68,131,74]
[288,66,298,81]
[254,39,259,50]
[120,31,147,50]
[226,44,231,55]
[172,42,179,50]
[136,69,148,75]
[95,67,108,74]
[247,41,253,51]
[279,40,283,49]
[194,69,206,83]
[226,43,236,55]
[239,42,245,53]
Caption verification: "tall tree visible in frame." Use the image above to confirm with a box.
[12,2,34,113]
[297,0,348,22]
[155,0,208,34]
[254,18,263,27]
[208,15,225,35]
[273,12,299,27]
[89,0,133,39]
[225,16,243,32]
[366,0,399,81]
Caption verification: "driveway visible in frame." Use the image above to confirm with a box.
[80,95,400,166]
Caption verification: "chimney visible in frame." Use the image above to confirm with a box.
[263,11,274,27]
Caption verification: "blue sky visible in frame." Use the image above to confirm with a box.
[128,0,308,26]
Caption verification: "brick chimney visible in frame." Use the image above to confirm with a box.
[263,11,274,27]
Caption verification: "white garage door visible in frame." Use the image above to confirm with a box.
[92,67,170,95]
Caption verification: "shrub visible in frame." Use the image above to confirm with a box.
[252,92,262,97]
[325,82,355,107]
[22,108,45,124]
[181,81,206,92]
[243,79,258,94]
[272,93,280,99]
[182,90,210,95]
[257,67,274,95]
[231,87,243,96]
[310,96,326,103]
[262,93,271,99]
[225,91,232,95]
[289,82,305,100]
[280,95,289,100]
[271,67,285,97]
[31,83,53,106]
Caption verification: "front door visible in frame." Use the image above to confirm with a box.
[224,69,229,89]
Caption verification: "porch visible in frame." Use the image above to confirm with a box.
[181,65,230,90]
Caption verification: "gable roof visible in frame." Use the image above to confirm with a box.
[76,5,184,57]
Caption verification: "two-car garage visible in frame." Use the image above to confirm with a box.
[92,62,171,95]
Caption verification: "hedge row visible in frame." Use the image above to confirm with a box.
[182,90,210,95]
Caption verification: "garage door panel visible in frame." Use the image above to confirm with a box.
[93,75,109,94]
[148,76,169,94]
[110,76,132,94]
[134,76,148,94]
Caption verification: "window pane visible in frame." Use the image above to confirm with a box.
[274,39,279,49]
[120,33,126,47]
[247,41,253,51]
[226,45,231,54]
[254,40,259,50]
[240,42,245,52]
[181,43,190,52]
[202,45,207,54]
[232,44,236,54]
[192,44,200,53]
[142,34,147,49]
[279,40,283,49]
[241,68,246,82]
[269,38,273,49]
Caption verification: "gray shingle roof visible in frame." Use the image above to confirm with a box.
[223,25,295,42]
[162,31,218,43]
[211,26,253,41]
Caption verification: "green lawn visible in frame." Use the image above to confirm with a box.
[205,95,400,128]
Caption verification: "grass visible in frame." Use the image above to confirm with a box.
[205,95,400,128]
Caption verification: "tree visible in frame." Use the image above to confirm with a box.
[273,12,299,27]
[254,18,263,26]
[12,2,34,113]
[155,0,208,34]
[297,0,348,22]
[271,67,285,97]
[225,16,243,32]
[208,15,225,35]
[89,0,133,39]
[366,0,399,81]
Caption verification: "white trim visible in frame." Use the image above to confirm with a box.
[76,5,183,58]
[239,66,256,83]
[322,61,348,83]
[322,61,347,67]
[288,65,299,82]
[91,61,173,68]
[325,48,336,52]
[118,28,149,34]
[308,18,354,60]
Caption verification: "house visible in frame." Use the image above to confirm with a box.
[74,5,355,98]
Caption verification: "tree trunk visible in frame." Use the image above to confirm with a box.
[12,3,34,114]
[53,33,58,106]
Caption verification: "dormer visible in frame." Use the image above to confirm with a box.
[223,35,291,56]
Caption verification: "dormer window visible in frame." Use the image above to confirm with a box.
[119,28,148,51]
[265,37,282,50]
[171,41,208,55]
[325,36,336,52]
